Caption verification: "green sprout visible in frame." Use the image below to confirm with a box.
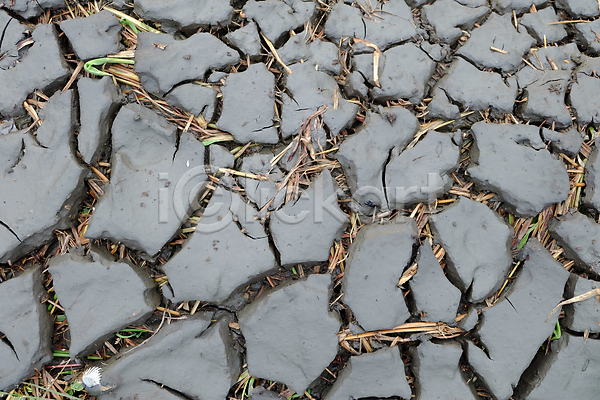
[0,383,83,400]
[551,320,562,340]
[236,370,257,398]
[289,388,310,400]
[70,381,85,392]
[119,17,139,33]
[52,350,70,358]
[104,7,161,33]
[84,58,135,77]
[116,327,151,339]
[517,218,538,250]
[244,376,255,398]
[202,138,229,146]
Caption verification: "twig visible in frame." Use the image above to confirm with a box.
[546,20,590,24]
[62,61,84,92]
[156,306,180,316]
[340,321,463,341]
[261,33,292,75]
[353,38,382,88]
[546,288,600,322]
[218,168,268,180]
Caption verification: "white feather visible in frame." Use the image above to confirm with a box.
[82,366,102,388]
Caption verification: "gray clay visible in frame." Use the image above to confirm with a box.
[456,0,489,7]
[518,70,572,130]
[556,0,600,18]
[524,43,582,71]
[519,7,567,45]
[134,0,233,34]
[458,13,536,74]
[549,211,600,270]
[0,10,27,70]
[491,0,549,14]
[85,104,207,256]
[584,147,600,211]
[238,152,286,211]
[343,217,416,331]
[281,62,358,139]
[420,42,452,62]
[427,89,461,120]
[135,31,239,94]
[93,313,241,400]
[410,242,462,323]
[0,24,70,117]
[165,83,217,121]
[541,128,582,157]
[243,0,315,45]
[567,277,600,334]
[0,267,52,391]
[163,189,277,304]
[208,71,228,83]
[386,131,460,209]
[576,55,600,75]
[528,334,600,400]
[413,340,476,399]
[49,249,160,357]
[208,144,234,174]
[422,0,489,45]
[218,63,279,144]
[429,57,517,118]
[325,2,418,50]
[459,307,480,331]
[279,34,342,75]
[468,239,570,400]
[343,71,369,99]
[570,72,600,126]
[575,19,600,55]
[468,122,570,217]
[325,347,412,400]
[0,91,86,263]
[77,76,120,164]
[430,197,513,302]
[60,10,121,60]
[336,107,418,211]
[238,274,340,394]
[5,0,65,19]
[225,21,262,57]
[354,43,436,104]
[269,169,348,266]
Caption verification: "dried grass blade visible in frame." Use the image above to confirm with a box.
[261,33,292,75]
[398,263,418,286]
[547,288,600,321]
[63,61,84,92]
[353,38,382,88]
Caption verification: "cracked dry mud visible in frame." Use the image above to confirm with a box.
[1,1,600,399]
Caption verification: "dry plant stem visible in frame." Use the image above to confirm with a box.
[63,61,84,92]
[261,33,292,75]
[398,263,418,286]
[546,288,600,322]
[260,106,329,212]
[353,38,382,88]
[340,322,463,343]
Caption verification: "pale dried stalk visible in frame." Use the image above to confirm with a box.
[547,288,600,322]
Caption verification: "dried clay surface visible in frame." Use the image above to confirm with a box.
[0,2,599,400]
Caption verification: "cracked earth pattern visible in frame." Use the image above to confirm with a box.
[1,0,600,399]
